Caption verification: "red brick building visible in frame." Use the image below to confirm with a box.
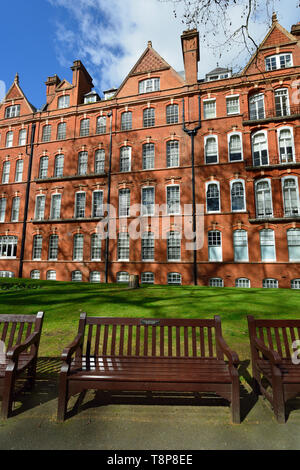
[0,16,299,289]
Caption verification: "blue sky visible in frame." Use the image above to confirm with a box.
[0,0,299,109]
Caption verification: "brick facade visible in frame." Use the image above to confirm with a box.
[0,18,299,288]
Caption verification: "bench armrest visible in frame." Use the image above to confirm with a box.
[61,333,84,364]
[253,337,282,365]
[216,336,240,366]
[6,331,41,362]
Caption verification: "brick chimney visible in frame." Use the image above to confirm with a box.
[181,29,200,85]
[45,75,61,104]
[291,22,300,39]
[71,60,94,105]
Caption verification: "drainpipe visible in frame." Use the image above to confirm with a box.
[104,112,113,283]
[18,122,36,278]
[182,95,201,286]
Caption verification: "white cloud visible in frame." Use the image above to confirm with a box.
[47,0,300,94]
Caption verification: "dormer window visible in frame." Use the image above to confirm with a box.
[58,95,70,109]
[139,78,160,94]
[5,105,20,119]
[265,53,292,71]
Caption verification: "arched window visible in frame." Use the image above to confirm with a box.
[31,270,40,280]
[275,89,290,117]
[249,93,265,120]
[72,271,82,282]
[15,159,23,182]
[263,279,278,289]
[139,78,160,94]
[143,108,155,127]
[141,272,155,284]
[291,279,300,290]
[282,177,300,217]
[231,180,245,212]
[32,235,42,260]
[47,271,56,281]
[252,132,269,166]
[48,235,59,261]
[235,278,250,288]
[117,272,129,283]
[255,179,273,218]
[119,188,130,217]
[39,156,48,179]
[96,116,106,134]
[57,122,66,140]
[287,229,300,262]
[228,133,243,161]
[120,147,131,172]
[206,182,220,213]
[233,230,248,262]
[278,128,294,163]
[121,112,132,130]
[58,95,70,109]
[167,273,182,285]
[95,149,105,173]
[6,131,13,148]
[90,272,101,283]
[42,125,51,142]
[18,129,27,146]
[78,151,88,175]
[205,136,218,164]
[73,234,84,261]
[142,143,155,170]
[80,119,90,137]
[54,154,64,177]
[91,233,101,261]
[166,104,179,124]
[209,278,224,287]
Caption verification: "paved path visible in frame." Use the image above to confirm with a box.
[1,376,300,450]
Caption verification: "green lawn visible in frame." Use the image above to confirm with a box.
[0,278,299,359]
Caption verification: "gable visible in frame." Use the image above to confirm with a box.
[131,47,170,75]
[0,75,36,117]
[55,79,73,91]
[243,21,299,75]
[5,83,22,100]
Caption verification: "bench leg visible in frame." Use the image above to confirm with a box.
[1,369,16,420]
[26,357,38,391]
[272,372,285,424]
[231,371,241,424]
[57,375,68,423]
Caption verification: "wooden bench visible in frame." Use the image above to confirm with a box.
[248,316,300,423]
[58,314,240,423]
[0,312,44,419]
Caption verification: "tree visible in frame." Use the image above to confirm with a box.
[159,0,300,66]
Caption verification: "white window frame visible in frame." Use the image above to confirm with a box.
[203,98,216,119]
[48,234,59,261]
[287,229,300,262]
[226,95,240,115]
[39,156,49,179]
[32,235,42,261]
[117,233,130,261]
[208,230,223,262]
[117,272,129,283]
[73,235,84,261]
[265,53,293,71]
[78,151,88,175]
[141,186,155,216]
[15,159,23,182]
[72,270,82,282]
[260,229,276,262]
[6,131,13,148]
[57,122,66,140]
[166,140,180,168]
[92,190,104,218]
[255,178,273,218]
[120,146,131,172]
[80,118,90,137]
[0,198,6,223]
[11,196,20,222]
[90,271,101,283]
[18,129,27,146]
[228,132,243,162]
[141,232,155,262]
[74,191,86,219]
[35,195,46,221]
[275,88,290,117]
[166,104,179,124]
[277,126,295,164]
[167,273,182,285]
[95,149,105,174]
[167,231,181,262]
[263,278,279,289]
[121,112,132,131]
[139,78,160,94]
[141,272,155,284]
[166,185,180,215]
[58,95,70,109]
[204,135,219,164]
[249,93,265,120]
[50,193,62,220]
[91,233,102,261]
[54,154,64,178]
[282,176,300,217]
[230,179,246,212]
[5,105,20,119]
[251,130,269,167]
[31,270,40,280]
[233,230,249,262]
[142,143,155,170]
[47,270,56,281]
[119,188,130,218]
[206,181,221,214]
[291,279,300,290]
[209,278,224,287]
[2,161,10,184]
[235,278,251,288]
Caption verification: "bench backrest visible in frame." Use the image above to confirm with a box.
[248,316,300,360]
[0,313,44,353]
[78,315,224,360]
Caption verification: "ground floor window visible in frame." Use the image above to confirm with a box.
[209,278,224,287]
[291,279,300,289]
[47,270,56,281]
[263,279,278,289]
[141,272,154,284]
[90,271,101,283]
[72,270,82,282]
[117,272,129,283]
[167,273,182,285]
[0,271,14,278]
[235,278,250,288]
[31,270,40,280]
[0,236,17,258]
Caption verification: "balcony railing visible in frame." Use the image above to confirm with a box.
[245,156,300,169]
[243,105,300,123]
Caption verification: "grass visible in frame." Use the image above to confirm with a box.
[0,277,299,359]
